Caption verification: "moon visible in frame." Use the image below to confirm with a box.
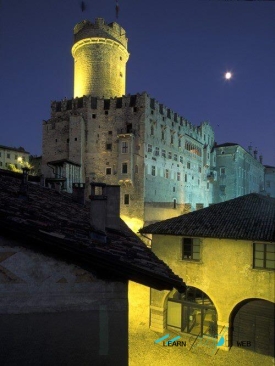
[225,72,232,80]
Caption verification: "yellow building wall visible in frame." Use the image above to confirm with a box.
[150,235,275,348]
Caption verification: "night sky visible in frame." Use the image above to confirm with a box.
[0,0,274,165]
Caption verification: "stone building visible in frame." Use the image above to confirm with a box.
[140,193,275,357]
[213,143,264,203]
[0,144,30,170]
[0,169,185,365]
[41,18,216,232]
[264,165,275,198]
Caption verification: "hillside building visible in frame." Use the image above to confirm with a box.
[0,145,29,171]
[264,165,275,198]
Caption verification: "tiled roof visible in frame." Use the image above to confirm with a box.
[141,194,275,242]
[0,170,185,291]
[214,142,239,148]
[0,145,29,154]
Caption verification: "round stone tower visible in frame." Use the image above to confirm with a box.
[72,18,129,98]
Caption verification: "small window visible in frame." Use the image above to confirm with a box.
[74,138,77,141]
[124,194,130,205]
[55,139,57,142]
[105,110,108,115]
[220,167,226,175]
[253,243,275,270]
[151,166,156,176]
[180,156,183,164]
[161,149,166,158]
[165,169,169,179]
[122,163,128,174]
[121,141,128,154]
[0,152,2,157]
[7,153,10,159]
[174,154,178,162]
[170,134,174,144]
[150,125,154,135]
[120,72,123,77]
[92,114,96,119]
[67,138,69,143]
[177,172,181,181]
[147,144,152,153]
[207,182,209,189]
[155,147,160,156]
[185,174,187,182]
[198,167,201,173]
[108,131,112,135]
[187,162,190,169]
[173,199,177,209]
[106,143,112,151]
[161,130,165,140]
[182,238,200,261]
[168,152,172,159]
[120,56,122,61]
[178,138,181,148]
[15,155,18,160]
[133,107,137,112]
[0,162,2,166]
[135,165,138,174]
[106,167,112,175]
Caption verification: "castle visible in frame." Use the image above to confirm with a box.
[41,18,264,231]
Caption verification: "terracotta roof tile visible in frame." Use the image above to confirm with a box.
[0,170,185,291]
[141,194,275,242]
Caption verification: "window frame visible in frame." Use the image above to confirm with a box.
[121,162,128,174]
[253,242,275,270]
[121,141,128,154]
[182,238,200,261]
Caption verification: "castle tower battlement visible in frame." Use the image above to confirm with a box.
[72,18,129,99]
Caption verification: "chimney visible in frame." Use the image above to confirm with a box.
[259,155,263,164]
[72,183,86,204]
[18,167,30,199]
[104,185,121,230]
[248,145,253,155]
[89,183,121,243]
[254,149,258,160]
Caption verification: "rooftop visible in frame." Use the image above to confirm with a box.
[141,194,275,242]
[0,169,185,291]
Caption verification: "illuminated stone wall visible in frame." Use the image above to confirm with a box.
[149,234,275,349]
[42,93,216,231]
[213,144,265,203]
[72,18,129,98]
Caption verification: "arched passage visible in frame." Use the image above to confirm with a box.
[230,298,274,356]
[167,286,217,338]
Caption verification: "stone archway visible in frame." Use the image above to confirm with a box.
[230,298,275,356]
[167,286,218,338]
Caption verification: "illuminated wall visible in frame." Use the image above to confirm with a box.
[149,234,275,350]
[72,19,129,98]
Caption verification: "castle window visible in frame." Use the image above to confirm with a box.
[124,194,130,205]
[177,172,181,181]
[150,125,154,135]
[121,141,128,154]
[174,154,178,162]
[207,182,209,189]
[173,199,177,209]
[168,152,172,159]
[165,169,169,179]
[198,167,201,173]
[108,131,112,135]
[92,114,96,119]
[126,124,132,133]
[122,163,128,174]
[135,165,138,174]
[178,138,181,148]
[67,138,69,143]
[253,243,275,270]
[105,111,109,115]
[155,147,160,156]
[180,156,183,164]
[106,143,112,151]
[106,167,112,175]
[187,162,190,169]
[151,110,154,115]
[133,107,137,112]
[55,139,57,142]
[161,130,165,140]
[74,138,77,141]
[151,166,156,176]
[161,149,166,158]
[170,134,174,144]
[147,144,152,153]
[7,153,10,159]
[182,238,200,261]
[185,174,187,182]
[220,167,226,175]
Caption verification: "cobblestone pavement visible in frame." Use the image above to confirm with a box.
[129,324,274,366]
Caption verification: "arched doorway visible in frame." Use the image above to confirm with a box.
[231,299,275,356]
[167,286,217,338]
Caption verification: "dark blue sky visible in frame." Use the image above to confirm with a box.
[0,0,274,165]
